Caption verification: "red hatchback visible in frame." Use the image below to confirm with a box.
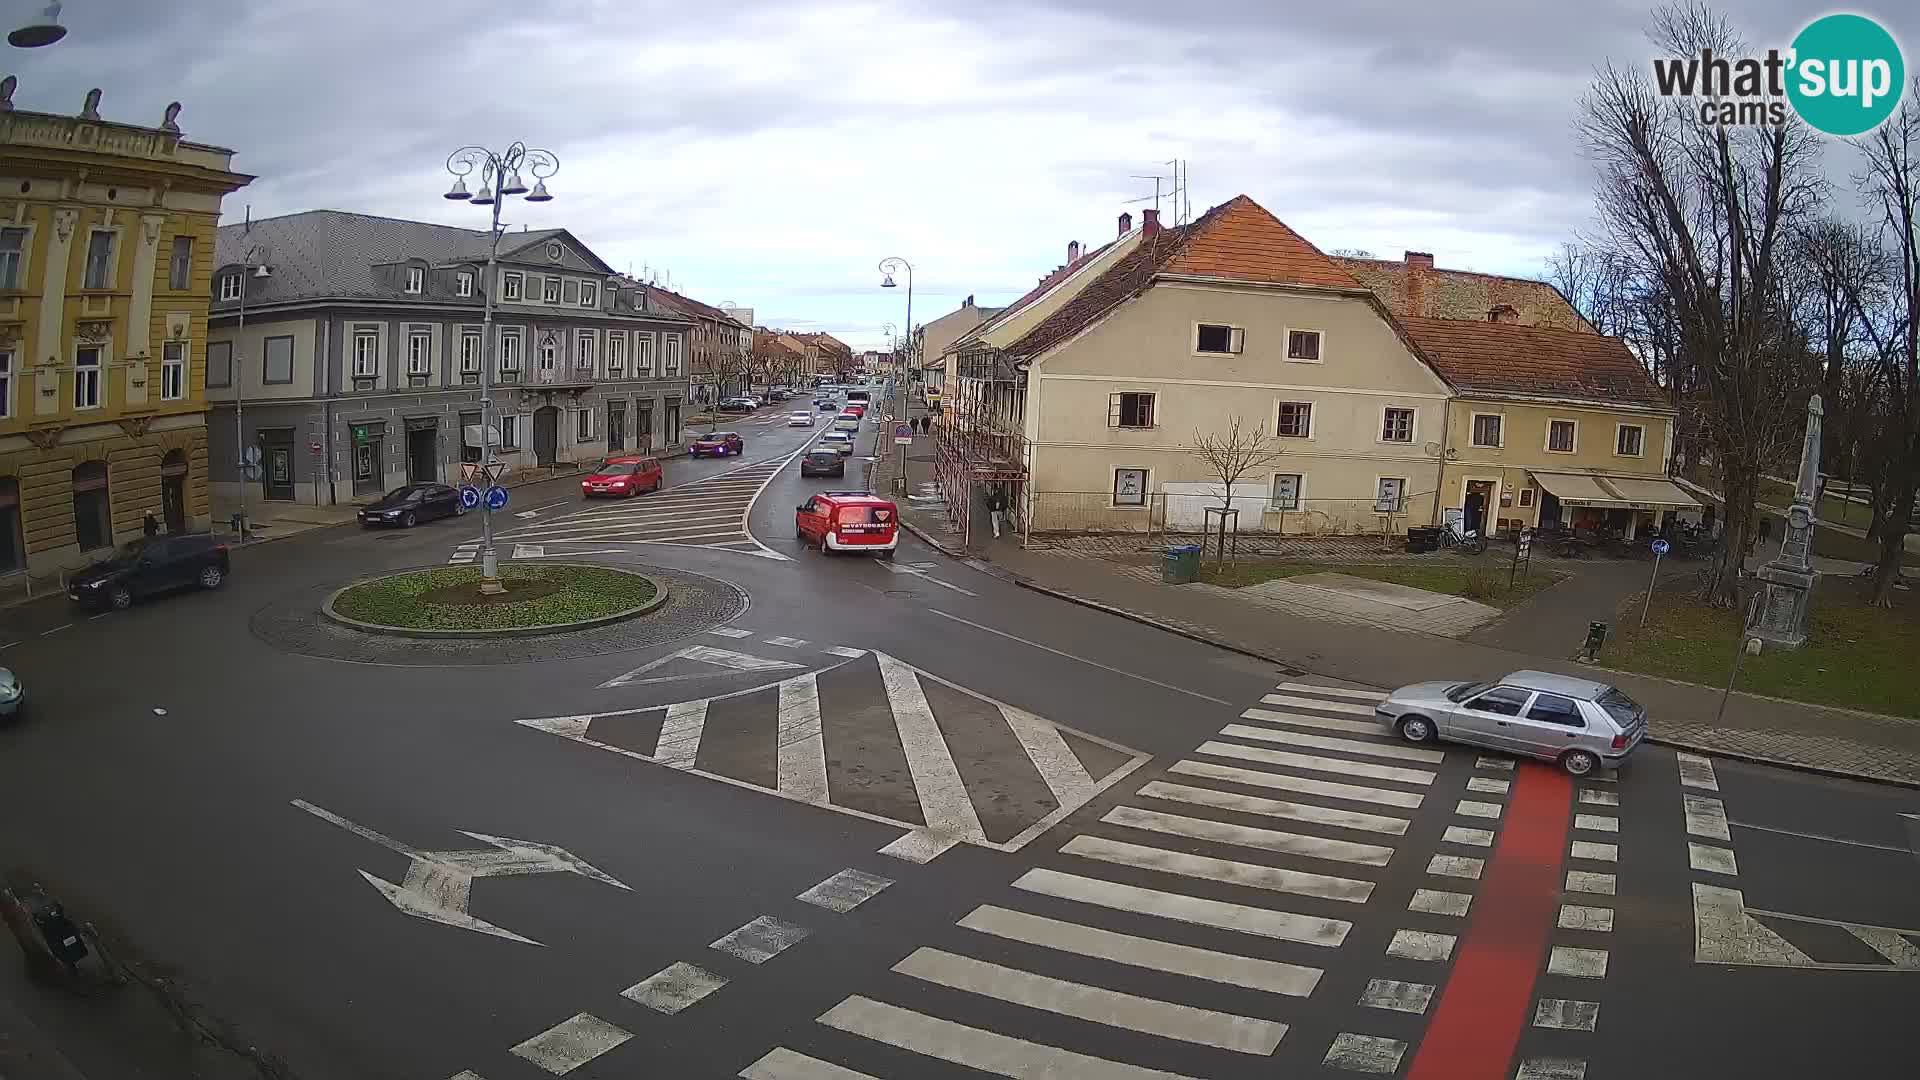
[689,431,745,458]
[581,456,663,498]
[843,404,867,418]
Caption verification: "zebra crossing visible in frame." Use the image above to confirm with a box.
[514,647,1149,852]
[735,678,1530,1079]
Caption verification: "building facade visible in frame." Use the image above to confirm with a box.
[0,84,252,577]
[646,285,753,405]
[206,213,692,506]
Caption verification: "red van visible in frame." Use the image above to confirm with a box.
[796,492,899,557]
[581,455,663,498]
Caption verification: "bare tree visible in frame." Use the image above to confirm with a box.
[1577,1,1825,606]
[697,343,755,431]
[1190,417,1289,557]
[1789,217,1889,482]
[1546,240,1641,338]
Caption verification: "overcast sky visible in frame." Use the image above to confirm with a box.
[9,0,1914,349]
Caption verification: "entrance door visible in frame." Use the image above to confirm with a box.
[407,422,438,482]
[261,429,296,501]
[1464,481,1492,535]
[533,406,560,466]
[608,401,627,452]
[161,450,189,532]
[635,403,654,453]
[0,477,21,575]
[351,426,384,497]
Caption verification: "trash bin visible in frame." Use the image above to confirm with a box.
[1161,544,1202,584]
[1406,527,1439,554]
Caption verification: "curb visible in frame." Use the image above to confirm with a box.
[900,518,968,560]
[322,562,668,639]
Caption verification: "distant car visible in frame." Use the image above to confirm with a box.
[0,666,19,719]
[717,398,756,414]
[799,447,846,477]
[1376,670,1648,776]
[360,483,463,528]
[690,431,745,457]
[821,430,857,455]
[67,533,229,612]
[581,455,663,498]
[816,399,838,411]
[843,404,867,418]
[788,412,815,427]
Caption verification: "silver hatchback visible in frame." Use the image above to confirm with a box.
[1376,670,1646,776]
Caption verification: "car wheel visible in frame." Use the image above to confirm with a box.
[1560,749,1599,777]
[454,501,469,516]
[198,565,224,589]
[109,586,133,610]
[402,511,418,528]
[1397,715,1436,744]
[879,549,895,561]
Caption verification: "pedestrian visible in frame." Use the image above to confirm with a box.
[986,486,1008,539]
[1757,514,1773,548]
[143,510,160,537]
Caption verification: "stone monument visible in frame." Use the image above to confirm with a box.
[1751,394,1823,649]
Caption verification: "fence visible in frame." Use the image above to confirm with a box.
[1024,490,1436,542]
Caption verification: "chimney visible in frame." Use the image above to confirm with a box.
[1118,211,1132,237]
[1142,208,1161,237]
[1067,240,1081,263]
[1404,251,1434,317]
[964,293,974,307]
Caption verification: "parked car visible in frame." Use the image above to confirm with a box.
[689,431,746,457]
[1375,670,1647,776]
[581,455,663,498]
[799,448,846,477]
[820,430,857,455]
[787,412,816,427]
[360,483,463,528]
[717,398,757,414]
[67,534,230,612]
[0,666,20,719]
[796,491,898,557]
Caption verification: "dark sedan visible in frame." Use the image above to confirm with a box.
[67,534,229,612]
[358,482,464,528]
[689,431,745,458]
[799,448,845,477]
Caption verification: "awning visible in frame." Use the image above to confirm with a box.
[1531,472,1701,510]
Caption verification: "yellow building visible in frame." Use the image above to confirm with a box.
[0,81,251,578]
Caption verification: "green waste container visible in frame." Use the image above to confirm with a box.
[1161,544,1202,584]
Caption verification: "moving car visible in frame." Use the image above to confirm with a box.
[67,534,230,612]
[581,455,663,498]
[843,404,867,418]
[0,666,19,719]
[689,431,746,457]
[1376,670,1647,776]
[360,483,463,528]
[846,389,871,407]
[820,430,856,455]
[831,417,861,435]
[799,447,845,477]
[796,491,898,557]
[787,412,815,427]
[717,398,757,414]
[816,398,838,411]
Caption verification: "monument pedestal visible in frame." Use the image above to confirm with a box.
[1750,561,1815,650]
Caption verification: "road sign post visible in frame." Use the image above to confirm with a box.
[1640,537,1670,630]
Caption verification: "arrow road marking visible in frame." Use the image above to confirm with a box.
[292,799,628,946]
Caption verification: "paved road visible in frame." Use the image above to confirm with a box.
[0,400,1913,1079]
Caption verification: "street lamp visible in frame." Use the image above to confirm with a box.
[229,247,270,541]
[878,258,913,496]
[444,141,559,596]
[8,1,65,47]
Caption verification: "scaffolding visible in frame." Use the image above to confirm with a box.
[932,343,1028,543]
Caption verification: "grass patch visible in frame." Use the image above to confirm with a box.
[1197,558,1564,609]
[1695,476,1918,568]
[1603,576,1919,717]
[332,564,658,631]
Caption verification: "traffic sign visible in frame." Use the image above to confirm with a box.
[241,463,263,481]
[459,486,481,510]
[894,422,913,445]
[242,445,262,466]
[1650,538,1671,556]
[308,437,323,455]
[485,485,509,511]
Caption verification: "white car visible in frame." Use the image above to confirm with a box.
[821,431,856,455]
[787,412,815,427]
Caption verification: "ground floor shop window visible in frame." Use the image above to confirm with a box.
[72,460,111,551]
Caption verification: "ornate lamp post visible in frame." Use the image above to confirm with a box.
[442,142,557,596]
[878,258,913,496]
[8,1,65,47]
[230,246,271,540]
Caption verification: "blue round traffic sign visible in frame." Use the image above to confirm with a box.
[1650,538,1670,556]
[485,485,509,511]
[459,486,481,510]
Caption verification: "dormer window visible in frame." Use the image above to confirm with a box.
[219,272,243,302]
[580,281,598,308]
[405,266,424,294]
[456,271,474,297]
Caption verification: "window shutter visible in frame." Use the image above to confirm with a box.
[1140,394,1154,428]
[1109,393,1122,427]
[1229,327,1245,354]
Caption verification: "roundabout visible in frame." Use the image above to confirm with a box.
[324,562,664,637]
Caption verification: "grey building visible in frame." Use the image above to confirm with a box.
[206,211,693,506]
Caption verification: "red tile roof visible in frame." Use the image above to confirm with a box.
[1397,316,1666,408]
[1339,256,1593,332]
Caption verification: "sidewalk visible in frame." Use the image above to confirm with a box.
[207,463,589,547]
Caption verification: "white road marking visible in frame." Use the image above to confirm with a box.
[510,1013,632,1075]
[1566,871,1616,896]
[927,609,1236,706]
[1102,805,1396,866]
[1426,854,1484,880]
[511,544,544,558]
[1443,826,1494,847]
[1409,889,1472,916]
[0,641,18,651]
[1570,841,1618,863]
[1195,741,1436,786]
[515,510,540,519]
[740,1047,882,1080]
[1239,707,1390,737]
[1466,777,1511,795]
[765,636,808,648]
[878,652,986,842]
[1547,946,1609,978]
[1276,682,1387,701]
[1676,751,1720,791]
[1012,867,1353,946]
[600,645,803,688]
[798,868,894,913]
[517,714,592,738]
[1578,789,1620,806]
[957,904,1321,997]
[823,645,867,658]
[1456,800,1504,819]
[39,624,69,636]
[622,962,728,1015]
[1688,842,1738,875]
[1002,705,1097,809]
[1515,1058,1588,1080]
[1359,979,1434,1013]
[1693,883,1813,965]
[1323,1032,1406,1074]
[1168,759,1424,809]
[1575,814,1619,833]
[1558,905,1614,932]
[708,626,754,638]
[653,700,708,768]
[711,915,813,964]
[776,673,829,804]
[879,827,960,863]
[1476,755,1515,771]
[893,947,1288,1054]
[818,995,1203,1080]
[1219,723,1445,764]
[1386,929,1456,961]
[89,612,110,620]
[1061,834,1376,904]
[1258,692,1377,716]
[1841,921,1920,966]
[1534,999,1600,1031]
[1726,819,1910,852]
[1137,780,1411,836]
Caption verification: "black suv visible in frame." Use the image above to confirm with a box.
[67,534,230,612]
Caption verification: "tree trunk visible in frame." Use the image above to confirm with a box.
[1703,465,1756,608]
[1872,473,1915,607]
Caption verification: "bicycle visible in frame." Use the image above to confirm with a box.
[1439,521,1486,555]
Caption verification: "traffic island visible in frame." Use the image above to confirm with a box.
[323,563,666,637]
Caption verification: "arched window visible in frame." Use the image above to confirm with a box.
[72,461,111,552]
